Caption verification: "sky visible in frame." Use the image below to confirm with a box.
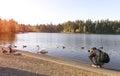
[0,0,120,25]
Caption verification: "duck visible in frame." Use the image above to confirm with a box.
[81,46,85,49]
[23,45,27,48]
[14,45,17,48]
[2,48,8,54]
[63,46,66,49]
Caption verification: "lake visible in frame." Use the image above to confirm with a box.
[0,33,120,70]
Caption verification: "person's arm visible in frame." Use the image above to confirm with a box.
[89,53,96,61]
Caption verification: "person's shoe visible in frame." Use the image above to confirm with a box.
[97,65,102,68]
[91,64,97,67]
[97,65,100,68]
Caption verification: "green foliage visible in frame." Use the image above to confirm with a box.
[61,19,120,34]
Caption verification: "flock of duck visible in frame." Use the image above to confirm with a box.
[13,45,67,54]
[12,45,104,54]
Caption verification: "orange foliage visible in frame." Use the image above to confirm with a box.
[0,18,19,33]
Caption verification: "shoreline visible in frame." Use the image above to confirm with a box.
[0,47,119,76]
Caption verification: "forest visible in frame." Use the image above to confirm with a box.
[0,18,120,34]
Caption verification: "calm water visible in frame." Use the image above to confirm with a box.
[0,33,120,70]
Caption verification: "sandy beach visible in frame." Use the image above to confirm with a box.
[0,47,119,76]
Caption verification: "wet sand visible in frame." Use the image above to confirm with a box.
[0,47,119,76]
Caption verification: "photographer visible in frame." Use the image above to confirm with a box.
[88,47,105,68]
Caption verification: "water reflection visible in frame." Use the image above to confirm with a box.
[0,34,16,45]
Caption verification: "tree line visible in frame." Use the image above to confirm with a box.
[0,18,120,34]
[20,19,120,34]
[62,19,120,34]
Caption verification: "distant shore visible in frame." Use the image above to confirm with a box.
[0,46,119,76]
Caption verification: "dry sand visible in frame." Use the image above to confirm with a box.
[0,47,119,76]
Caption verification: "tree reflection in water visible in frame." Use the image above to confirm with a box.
[0,34,16,46]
